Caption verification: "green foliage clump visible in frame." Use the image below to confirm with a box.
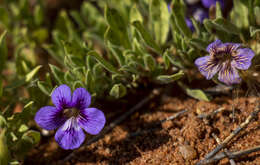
[0,0,259,163]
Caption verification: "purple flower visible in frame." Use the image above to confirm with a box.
[186,18,195,32]
[195,40,255,85]
[186,8,208,31]
[193,8,208,23]
[168,3,172,13]
[201,0,224,9]
[34,85,106,150]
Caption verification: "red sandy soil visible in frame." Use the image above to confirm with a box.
[25,84,260,165]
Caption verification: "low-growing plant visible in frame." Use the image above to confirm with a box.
[0,0,259,164]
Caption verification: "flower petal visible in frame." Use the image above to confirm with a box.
[232,48,255,70]
[185,18,194,32]
[195,56,221,79]
[202,0,224,9]
[206,40,222,53]
[193,8,208,23]
[222,43,241,52]
[71,88,91,110]
[51,84,72,110]
[55,117,85,150]
[218,62,241,85]
[34,106,66,130]
[78,108,106,135]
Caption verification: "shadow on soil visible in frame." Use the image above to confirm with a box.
[75,117,171,164]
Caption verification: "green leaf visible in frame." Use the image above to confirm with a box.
[64,71,75,86]
[73,81,84,90]
[43,44,63,66]
[230,0,249,28]
[58,10,78,40]
[64,55,85,68]
[132,21,161,53]
[171,0,192,38]
[63,40,85,57]
[0,115,6,129]
[32,28,48,43]
[0,30,7,73]
[33,5,44,26]
[190,18,201,35]
[88,51,120,74]
[70,10,86,30]
[181,38,188,51]
[170,14,181,35]
[172,31,183,49]
[186,88,210,101]
[0,7,10,27]
[215,1,223,19]
[86,55,96,71]
[162,52,170,69]
[104,26,131,49]
[212,18,240,35]
[49,64,65,84]
[119,64,139,74]
[16,130,41,158]
[144,54,156,71]
[107,42,125,66]
[250,26,260,37]
[149,0,170,44]
[130,4,143,23]
[10,161,19,165]
[104,6,131,49]
[240,0,255,25]
[109,83,127,98]
[156,71,184,84]
[25,65,42,82]
[255,7,260,26]
[18,124,29,133]
[164,49,184,68]
[85,70,95,93]
[37,81,52,96]
[93,63,105,77]
[71,67,85,80]
[203,19,214,33]
[24,101,34,109]
[189,38,208,51]
[105,6,126,32]
[81,2,102,25]
[0,129,9,165]
[10,132,18,142]
[24,131,41,144]
[104,27,121,46]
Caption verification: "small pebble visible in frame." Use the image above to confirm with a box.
[105,148,110,154]
[41,129,50,136]
[178,145,197,160]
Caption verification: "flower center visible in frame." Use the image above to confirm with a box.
[63,108,79,118]
[215,53,232,62]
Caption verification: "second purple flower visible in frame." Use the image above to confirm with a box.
[35,85,106,150]
[195,40,255,85]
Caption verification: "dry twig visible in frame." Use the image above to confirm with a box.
[199,145,260,164]
[212,133,236,165]
[197,107,225,119]
[196,105,260,165]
